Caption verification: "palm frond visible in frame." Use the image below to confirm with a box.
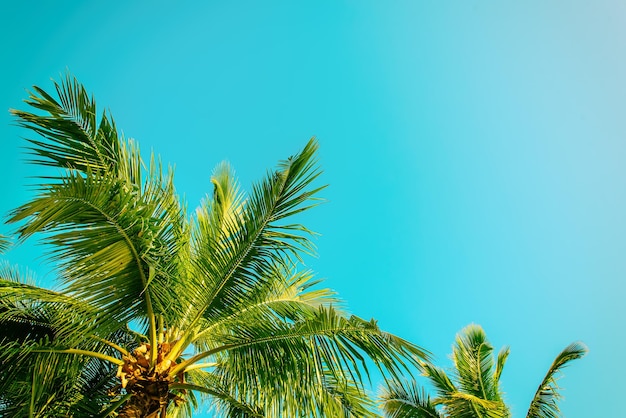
[452,324,500,402]
[380,378,442,418]
[0,270,134,416]
[494,346,510,384]
[185,361,378,417]
[192,268,340,351]
[171,139,325,353]
[421,362,457,399]
[525,342,587,418]
[11,73,121,175]
[443,392,508,418]
[175,306,426,414]
[0,236,11,255]
[8,172,150,325]
[0,276,113,345]
[7,156,188,340]
[173,370,264,418]
[10,77,189,355]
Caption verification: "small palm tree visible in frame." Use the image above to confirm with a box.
[0,75,427,417]
[380,324,586,418]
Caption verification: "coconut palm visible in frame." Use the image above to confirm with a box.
[0,74,427,417]
[380,324,586,418]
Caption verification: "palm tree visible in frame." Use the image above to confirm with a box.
[0,74,427,417]
[380,324,586,418]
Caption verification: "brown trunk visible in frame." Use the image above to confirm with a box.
[115,342,181,418]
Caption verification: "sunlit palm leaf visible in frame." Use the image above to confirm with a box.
[525,342,587,418]
[380,377,442,418]
[11,73,120,175]
[493,346,510,384]
[193,306,425,410]
[192,268,340,352]
[421,362,456,399]
[452,325,500,402]
[175,139,324,344]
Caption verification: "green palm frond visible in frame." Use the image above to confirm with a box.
[421,362,457,399]
[175,307,423,417]
[0,277,109,345]
[493,346,510,384]
[9,172,147,321]
[192,268,340,351]
[11,73,121,175]
[172,139,325,350]
[173,370,264,417]
[380,378,442,418]
[185,361,378,417]
[0,309,122,416]
[525,342,587,418]
[317,372,380,418]
[452,325,501,402]
[9,157,186,317]
[443,392,508,418]
[181,306,425,383]
[0,235,10,255]
[0,269,134,416]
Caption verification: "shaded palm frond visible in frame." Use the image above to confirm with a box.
[174,370,264,418]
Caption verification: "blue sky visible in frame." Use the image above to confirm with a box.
[2,1,624,416]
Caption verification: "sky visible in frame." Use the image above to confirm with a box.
[1,1,624,416]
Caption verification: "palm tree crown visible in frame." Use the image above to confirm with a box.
[380,324,586,418]
[0,74,427,417]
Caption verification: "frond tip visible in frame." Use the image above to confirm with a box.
[526,342,588,418]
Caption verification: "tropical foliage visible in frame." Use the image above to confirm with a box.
[380,324,586,418]
[0,75,427,417]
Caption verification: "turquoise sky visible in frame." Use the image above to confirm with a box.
[2,2,623,416]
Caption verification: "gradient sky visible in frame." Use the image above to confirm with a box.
[2,2,624,416]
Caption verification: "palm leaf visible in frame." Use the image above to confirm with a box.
[525,342,587,418]
[493,346,510,384]
[0,235,10,255]
[452,324,499,401]
[192,268,340,351]
[173,305,425,417]
[169,139,325,356]
[11,73,120,175]
[380,378,442,418]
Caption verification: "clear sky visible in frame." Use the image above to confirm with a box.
[1,1,624,416]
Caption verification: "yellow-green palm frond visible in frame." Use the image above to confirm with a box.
[525,342,587,418]
[380,377,442,418]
